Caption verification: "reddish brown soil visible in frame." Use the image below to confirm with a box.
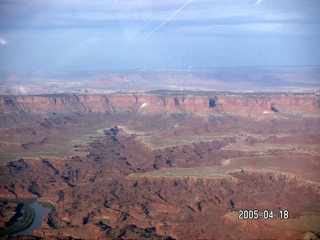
[0,202,18,228]
[0,92,319,239]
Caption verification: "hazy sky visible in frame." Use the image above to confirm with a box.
[0,0,319,71]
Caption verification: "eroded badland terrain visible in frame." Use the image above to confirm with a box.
[0,92,320,239]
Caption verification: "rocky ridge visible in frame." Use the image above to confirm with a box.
[1,92,319,117]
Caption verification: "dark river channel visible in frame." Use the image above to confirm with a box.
[15,201,51,236]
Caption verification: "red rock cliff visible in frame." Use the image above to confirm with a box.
[0,93,319,117]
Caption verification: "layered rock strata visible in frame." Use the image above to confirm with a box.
[1,92,319,117]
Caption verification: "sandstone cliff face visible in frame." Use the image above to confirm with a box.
[0,93,319,117]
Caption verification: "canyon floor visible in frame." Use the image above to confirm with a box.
[0,92,319,239]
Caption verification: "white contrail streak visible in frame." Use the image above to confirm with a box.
[144,0,193,40]
[255,0,263,4]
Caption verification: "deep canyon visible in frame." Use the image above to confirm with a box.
[0,91,319,239]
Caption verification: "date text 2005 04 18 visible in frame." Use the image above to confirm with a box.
[238,209,289,220]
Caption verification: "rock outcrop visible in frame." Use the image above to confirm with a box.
[0,92,319,117]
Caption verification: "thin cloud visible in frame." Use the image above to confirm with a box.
[0,37,7,45]
[0,1,316,30]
